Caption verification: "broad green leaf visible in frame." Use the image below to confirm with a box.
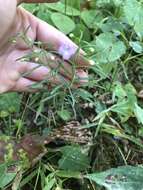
[0,173,16,188]
[22,3,38,13]
[46,2,80,16]
[81,10,103,29]
[124,0,143,38]
[134,103,143,125]
[124,83,137,106]
[58,146,90,171]
[72,23,91,42]
[111,101,133,122]
[112,0,124,6]
[112,82,127,101]
[94,33,126,63]
[65,0,80,9]
[0,164,6,177]
[0,164,16,188]
[113,83,137,104]
[57,110,71,121]
[96,0,112,8]
[51,13,75,34]
[101,17,124,34]
[91,62,115,79]
[96,0,123,8]
[129,41,143,53]
[37,6,52,23]
[85,165,143,190]
[112,83,137,122]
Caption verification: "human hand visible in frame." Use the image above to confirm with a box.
[0,0,90,93]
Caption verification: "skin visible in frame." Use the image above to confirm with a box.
[0,0,89,93]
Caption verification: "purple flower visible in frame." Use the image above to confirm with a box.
[58,43,77,60]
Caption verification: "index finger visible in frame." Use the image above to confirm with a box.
[37,19,92,68]
[23,8,92,68]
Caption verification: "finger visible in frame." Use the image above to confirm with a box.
[18,59,72,82]
[27,49,76,80]
[18,59,88,87]
[12,76,68,92]
[18,60,74,86]
[36,20,90,68]
[19,61,51,81]
[18,47,87,82]
[12,73,74,92]
[20,8,91,67]
[11,77,36,92]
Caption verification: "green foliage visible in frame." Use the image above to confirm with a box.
[2,0,143,189]
[124,0,143,38]
[0,93,21,117]
[51,13,75,34]
[93,32,126,63]
[45,2,80,16]
[58,145,90,171]
[57,109,71,121]
[81,10,103,29]
[129,41,143,53]
[0,163,16,188]
[43,173,56,190]
[134,103,143,124]
[85,166,143,190]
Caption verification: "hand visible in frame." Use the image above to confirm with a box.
[0,0,89,93]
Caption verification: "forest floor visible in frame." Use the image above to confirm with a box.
[0,0,143,189]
